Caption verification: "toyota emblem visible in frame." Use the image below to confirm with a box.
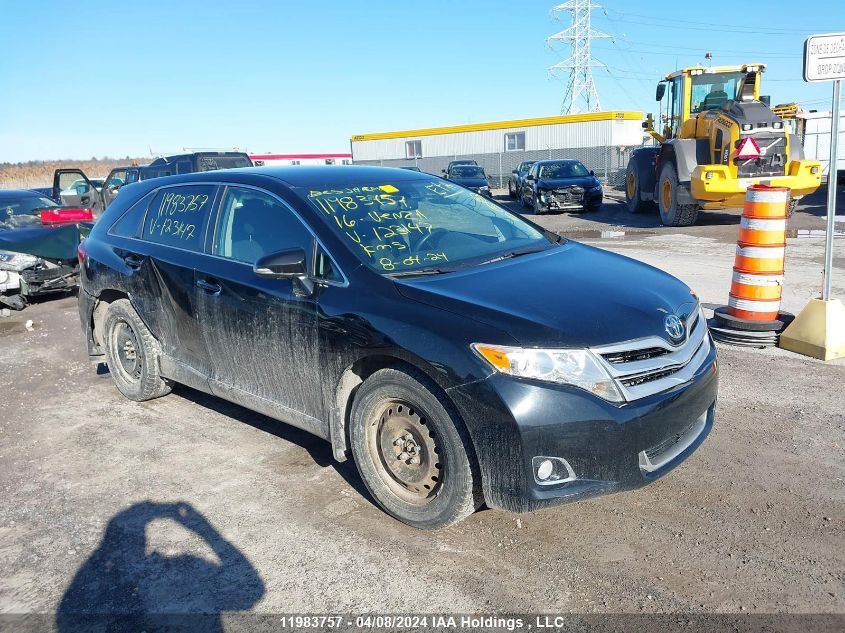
[664,314,685,342]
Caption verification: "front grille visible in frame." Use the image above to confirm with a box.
[550,186,584,206]
[736,134,787,178]
[620,366,680,388]
[644,419,698,460]
[602,347,668,364]
[592,306,710,401]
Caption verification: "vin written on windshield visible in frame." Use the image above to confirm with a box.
[301,179,548,273]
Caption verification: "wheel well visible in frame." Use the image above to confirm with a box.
[331,354,469,463]
[91,289,129,347]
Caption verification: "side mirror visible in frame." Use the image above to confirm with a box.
[526,174,535,181]
[441,169,446,174]
[511,170,518,174]
[76,184,90,195]
[254,247,314,295]
[254,247,307,278]
[655,83,666,101]
[589,170,595,176]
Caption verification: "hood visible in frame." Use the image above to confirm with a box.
[536,175,599,190]
[450,177,489,188]
[395,241,696,348]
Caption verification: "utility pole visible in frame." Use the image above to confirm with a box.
[547,0,609,114]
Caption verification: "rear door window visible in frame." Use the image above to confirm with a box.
[142,185,217,252]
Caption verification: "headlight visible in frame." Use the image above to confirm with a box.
[472,344,624,403]
[0,250,39,272]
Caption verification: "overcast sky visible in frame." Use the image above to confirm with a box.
[0,0,842,162]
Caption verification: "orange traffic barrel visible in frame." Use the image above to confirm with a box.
[727,185,790,321]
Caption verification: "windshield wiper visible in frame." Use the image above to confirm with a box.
[477,246,547,267]
[386,267,448,278]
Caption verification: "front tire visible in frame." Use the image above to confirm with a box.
[103,299,171,402]
[657,161,699,227]
[349,368,481,529]
[508,181,516,198]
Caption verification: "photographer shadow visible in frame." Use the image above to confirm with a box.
[56,501,265,633]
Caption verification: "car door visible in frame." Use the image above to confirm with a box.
[53,169,104,217]
[524,163,539,204]
[128,183,221,383]
[193,185,325,436]
[102,168,127,210]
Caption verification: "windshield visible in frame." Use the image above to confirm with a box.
[450,166,485,178]
[301,178,551,274]
[537,161,589,179]
[690,71,743,113]
[518,162,535,174]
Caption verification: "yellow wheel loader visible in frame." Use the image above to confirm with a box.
[625,64,822,226]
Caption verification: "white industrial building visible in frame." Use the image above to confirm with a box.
[350,111,645,186]
[794,111,845,177]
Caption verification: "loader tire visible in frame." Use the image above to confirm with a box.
[657,161,699,227]
[625,161,653,214]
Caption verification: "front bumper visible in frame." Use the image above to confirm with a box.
[540,189,602,211]
[449,339,718,513]
[690,160,821,205]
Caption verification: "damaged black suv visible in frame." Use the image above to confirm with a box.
[78,166,717,529]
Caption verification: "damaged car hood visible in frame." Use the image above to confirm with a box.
[0,224,82,261]
[394,241,697,348]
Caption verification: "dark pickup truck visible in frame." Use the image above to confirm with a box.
[53,151,253,218]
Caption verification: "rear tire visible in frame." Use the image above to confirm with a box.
[349,368,481,529]
[657,161,699,227]
[103,299,171,402]
[625,161,653,214]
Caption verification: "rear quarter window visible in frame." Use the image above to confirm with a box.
[142,185,217,252]
[108,191,155,239]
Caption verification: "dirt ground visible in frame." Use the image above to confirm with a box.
[0,187,843,627]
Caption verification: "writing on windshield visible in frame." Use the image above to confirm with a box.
[303,179,546,273]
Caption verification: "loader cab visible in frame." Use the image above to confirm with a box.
[655,64,764,140]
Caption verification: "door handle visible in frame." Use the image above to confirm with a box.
[196,278,222,295]
[123,255,142,270]
[81,195,90,203]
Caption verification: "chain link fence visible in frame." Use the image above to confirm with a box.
[353,145,651,190]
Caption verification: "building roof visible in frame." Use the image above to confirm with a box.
[351,111,642,142]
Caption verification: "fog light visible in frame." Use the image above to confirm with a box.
[536,459,553,480]
[532,456,576,485]
[811,166,819,174]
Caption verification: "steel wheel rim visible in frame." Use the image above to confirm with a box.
[111,320,142,383]
[662,178,672,210]
[366,399,443,505]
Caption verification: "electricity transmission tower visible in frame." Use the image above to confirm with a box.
[547,1,609,114]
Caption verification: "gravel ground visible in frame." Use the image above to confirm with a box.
[0,189,843,629]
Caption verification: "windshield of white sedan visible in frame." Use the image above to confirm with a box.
[302,179,550,274]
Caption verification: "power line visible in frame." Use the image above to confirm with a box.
[599,7,826,34]
[593,45,799,60]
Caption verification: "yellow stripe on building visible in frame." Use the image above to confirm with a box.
[351,111,642,142]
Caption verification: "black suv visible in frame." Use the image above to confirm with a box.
[53,152,253,217]
[78,166,717,529]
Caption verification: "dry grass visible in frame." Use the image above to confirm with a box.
[0,158,148,189]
